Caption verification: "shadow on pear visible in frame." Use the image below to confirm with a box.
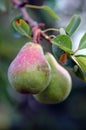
[34,53,72,104]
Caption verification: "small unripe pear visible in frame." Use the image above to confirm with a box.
[34,53,72,104]
[8,42,51,94]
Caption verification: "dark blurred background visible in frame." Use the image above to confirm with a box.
[0,0,86,130]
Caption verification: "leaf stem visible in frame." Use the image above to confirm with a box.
[26,4,43,9]
[48,35,56,39]
[43,28,60,33]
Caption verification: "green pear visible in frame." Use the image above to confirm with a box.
[34,53,72,104]
[8,42,51,94]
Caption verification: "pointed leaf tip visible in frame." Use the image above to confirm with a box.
[42,6,60,20]
[78,33,86,50]
[65,15,81,36]
[13,19,31,38]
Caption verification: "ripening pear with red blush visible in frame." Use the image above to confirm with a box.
[8,42,51,94]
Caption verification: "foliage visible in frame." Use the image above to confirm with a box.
[13,11,86,81]
[0,0,86,129]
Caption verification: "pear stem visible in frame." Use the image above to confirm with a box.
[12,0,52,44]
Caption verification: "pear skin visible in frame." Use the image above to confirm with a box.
[8,42,51,94]
[34,53,72,104]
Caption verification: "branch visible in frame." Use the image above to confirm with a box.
[12,0,52,44]
[12,0,37,27]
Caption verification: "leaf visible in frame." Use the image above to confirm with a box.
[71,56,86,81]
[52,44,77,68]
[74,56,86,71]
[74,49,86,56]
[78,33,86,49]
[52,44,68,65]
[65,15,81,36]
[41,6,60,20]
[26,5,60,20]
[52,34,73,54]
[52,44,65,60]
[12,19,31,38]
[53,35,72,49]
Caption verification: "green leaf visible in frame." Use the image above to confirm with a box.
[71,56,86,81]
[12,19,31,38]
[78,33,86,49]
[52,34,73,54]
[52,44,65,60]
[52,44,76,68]
[74,56,86,71]
[65,15,81,36]
[41,6,60,20]
[74,49,86,56]
[26,5,60,20]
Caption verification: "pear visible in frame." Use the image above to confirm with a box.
[34,53,72,104]
[8,42,51,94]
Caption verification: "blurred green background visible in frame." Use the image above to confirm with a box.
[0,0,86,130]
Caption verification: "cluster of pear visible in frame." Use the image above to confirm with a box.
[8,42,72,104]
